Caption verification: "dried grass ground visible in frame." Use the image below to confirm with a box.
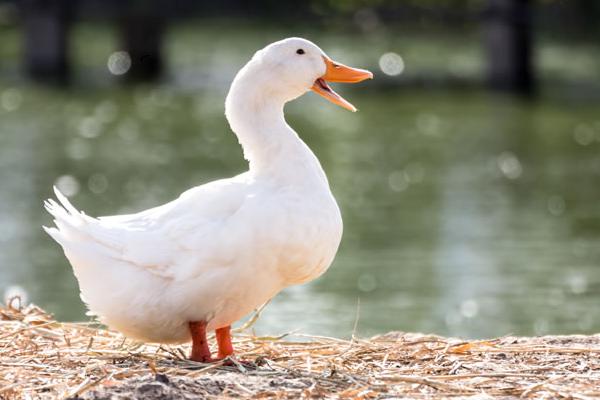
[1,302,600,399]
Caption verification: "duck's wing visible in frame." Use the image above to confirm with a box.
[44,175,251,280]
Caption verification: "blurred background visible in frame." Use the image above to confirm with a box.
[0,0,599,339]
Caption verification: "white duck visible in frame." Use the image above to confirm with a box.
[44,37,372,362]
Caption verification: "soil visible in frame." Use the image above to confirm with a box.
[73,371,342,400]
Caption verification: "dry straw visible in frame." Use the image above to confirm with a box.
[1,299,599,399]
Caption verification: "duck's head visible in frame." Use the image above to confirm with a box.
[234,37,373,112]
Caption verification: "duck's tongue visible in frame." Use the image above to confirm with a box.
[311,56,373,112]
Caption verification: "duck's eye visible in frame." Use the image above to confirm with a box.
[296,49,305,55]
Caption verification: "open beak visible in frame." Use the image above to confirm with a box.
[311,56,373,112]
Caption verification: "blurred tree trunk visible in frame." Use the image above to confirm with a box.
[482,0,535,96]
[20,0,72,85]
[118,1,164,82]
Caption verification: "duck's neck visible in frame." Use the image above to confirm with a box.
[225,76,327,183]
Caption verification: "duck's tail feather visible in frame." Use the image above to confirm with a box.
[44,187,78,242]
[43,186,100,246]
[44,187,173,279]
[44,186,126,254]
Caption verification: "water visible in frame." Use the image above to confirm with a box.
[1,24,599,339]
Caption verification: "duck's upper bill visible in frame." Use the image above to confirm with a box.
[311,56,373,112]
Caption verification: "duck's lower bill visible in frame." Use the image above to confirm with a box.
[311,56,373,112]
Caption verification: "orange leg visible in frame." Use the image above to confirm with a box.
[216,325,234,359]
[189,321,212,362]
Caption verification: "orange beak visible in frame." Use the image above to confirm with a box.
[311,56,373,112]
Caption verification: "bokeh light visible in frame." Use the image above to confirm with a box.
[54,175,80,197]
[388,170,409,192]
[88,173,109,194]
[497,151,522,180]
[460,299,479,319]
[107,51,132,76]
[573,123,595,146]
[1,88,22,112]
[3,285,28,308]
[378,52,405,76]
[357,273,377,292]
[77,116,102,138]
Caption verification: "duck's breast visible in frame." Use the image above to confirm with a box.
[193,184,343,330]
[254,183,343,286]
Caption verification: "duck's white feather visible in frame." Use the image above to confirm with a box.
[44,38,344,343]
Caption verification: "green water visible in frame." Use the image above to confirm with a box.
[1,24,599,339]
